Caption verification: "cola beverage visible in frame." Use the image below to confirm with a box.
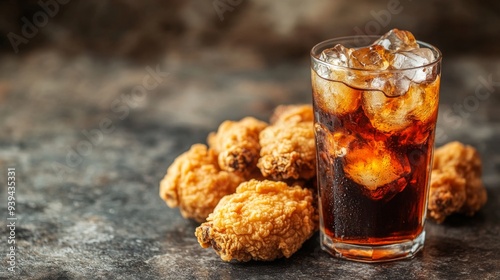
[311,29,441,262]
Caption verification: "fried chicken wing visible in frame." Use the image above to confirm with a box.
[159,144,244,222]
[208,117,268,176]
[428,141,487,223]
[270,104,314,124]
[258,121,316,180]
[195,179,317,262]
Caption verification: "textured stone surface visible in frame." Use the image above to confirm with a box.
[0,51,499,279]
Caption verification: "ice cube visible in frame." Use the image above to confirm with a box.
[361,76,441,133]
[388,89,438,145]
[361,48,436,97]
[315,44,351,80]
[391,48,434,69]
[373,29,418,52]
[315,123,335,170]
[391,48,436,84]
[398,121,431,145]
[338,45,398,95]
[408,75,440,123]
[348,45,390,70]
[311,70,361,115]
[365,177,408,201]
[325,130,357,158]
[313,61,331,80]
[319,44,350,67]
[350,72,413,97]
[362,87,419,133]
[343,140,410,199]
[344,70,393,95]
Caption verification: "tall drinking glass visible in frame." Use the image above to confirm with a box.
[311,35,441,262]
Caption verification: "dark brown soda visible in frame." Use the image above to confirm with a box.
[314,85,437,245]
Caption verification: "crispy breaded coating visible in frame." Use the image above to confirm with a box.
[195,180,318,262]
[208,117,268,176]
[428,141,487,222]
[270,104,314,124]
[159,144,244,222]
[428,169,467,223]
[258,122,316,180]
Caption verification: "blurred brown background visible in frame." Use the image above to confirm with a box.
[1,0,499,62]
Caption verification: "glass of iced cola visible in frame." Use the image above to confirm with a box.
[311,29,441,262]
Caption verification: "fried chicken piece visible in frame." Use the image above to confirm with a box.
[428,141,487,223]
[159,144,244,222]
[270,104,314,124]
[195,180,318,262]
[258,105,316,180]
[208,117,268,176]
[428,169,467,223]
[258,121,316,180]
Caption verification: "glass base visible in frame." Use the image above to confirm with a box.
[320,230,425,263]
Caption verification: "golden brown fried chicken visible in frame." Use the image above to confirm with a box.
[428,169,467,223]
[195,180,317,262]
[208,117,268,176]
[258,121,316,180]
[270,104,314,124]
[159,144,244,222]
[428,141,487,223]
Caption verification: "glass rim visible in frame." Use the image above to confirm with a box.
[310,35,442,73]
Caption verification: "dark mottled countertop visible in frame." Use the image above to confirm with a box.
[0,51,499,279]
